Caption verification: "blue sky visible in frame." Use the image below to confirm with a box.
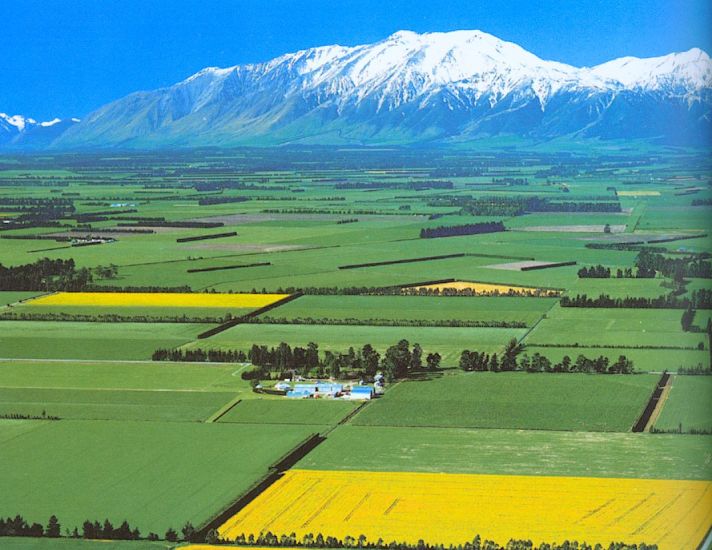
[2,0,710,120]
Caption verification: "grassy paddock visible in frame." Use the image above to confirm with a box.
[352,372,657,432]
[0,321,204,360]
[0,419,320,535]
[0,387,236,422]
[298,424,712,480]
[654,376,712,433]
[218,398,358,426]
[266,295,556,326]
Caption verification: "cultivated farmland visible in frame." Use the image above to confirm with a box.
[218,469,712,548]
[0,148,710,548]
[352,372,657,432]
[0,420,320,535]
[653,376,712,433]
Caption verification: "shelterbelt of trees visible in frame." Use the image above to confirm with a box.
[154,339,638,380]
[216,531,657,550]
[0,514,196,544]
[561,290,712,309]
[426,195,622,216]
[419,221,505,239]
[579,250,712,280]
[155,340,441,381]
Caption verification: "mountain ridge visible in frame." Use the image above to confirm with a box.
[7,30,712,149]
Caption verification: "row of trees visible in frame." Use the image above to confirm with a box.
[0,515,60,538]
[442,195,623,217]
[460,348,634,374]
[152,348,248,362]
[561,291,712,309]
[224,531,656,550]
[419,221,505,239]
[249,316,526,329]
[0,514,198,543]
[154,341,441,381]
[248,340,441,380]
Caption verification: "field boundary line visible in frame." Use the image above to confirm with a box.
[644,374,673,432]
[698,525,712,550]
[205,397,242,423]
[632,371,671,433]
[517,299,559,344]
[194,432,325,539]
[196,292,304,339]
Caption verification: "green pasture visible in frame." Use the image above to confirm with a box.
[0,291,46,306]
[0,359,252,393]
[0,419,320,535]
[352,372,656,432]
[218,398,358,426]
[298,425,712,480]
[0,321,204,360]
[0,387,235,422]
[524,306,706,349]
[265,294,557,326]
[654,376,712,433]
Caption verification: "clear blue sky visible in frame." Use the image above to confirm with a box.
[2,0,710,120]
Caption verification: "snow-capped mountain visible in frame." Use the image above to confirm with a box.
[32,30,712,148]
[1,113,80,149]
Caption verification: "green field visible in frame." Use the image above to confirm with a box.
[193,323,527,364]
[0,387,235,421]
[218,398,358,426]
[0,419,319,535]
[1,148,710,545]
[265,294,556,326]
[352,372,657,432]
[525,306,706,349]
[0,321,204,360]
[0,291,45,306]
[299,425,712,480]
[0,359,253,393]
[654,376,712,433]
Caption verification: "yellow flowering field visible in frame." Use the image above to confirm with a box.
[219,469,712,549]
[413,280,558,296]
[27,292,289,308]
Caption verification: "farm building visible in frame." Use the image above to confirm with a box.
[344,386,374,400]
[287,382,344,399]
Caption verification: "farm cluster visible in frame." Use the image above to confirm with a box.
[0,147,710,550]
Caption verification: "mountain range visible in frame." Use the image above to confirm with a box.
[4,30,712,149]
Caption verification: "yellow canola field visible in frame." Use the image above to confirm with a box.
[413,280,557,296]
[27,292,289,308]
[219,469,712,550]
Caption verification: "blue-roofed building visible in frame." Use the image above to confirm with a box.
[345,385,374,400]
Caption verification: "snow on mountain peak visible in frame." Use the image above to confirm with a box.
[0,113,36,131]
[591,47,712,91]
